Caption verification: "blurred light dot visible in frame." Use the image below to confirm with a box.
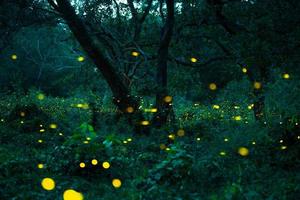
[63,189,84,200]
[79,162,85,168]
[168,134,175,140]
[242,68,247,73]
[41,178,55,191]
[38,139,43,143]
[283,73,290,79]
[91,159,98,165]
[123,140,128,144]
[112,179,122,188]
[77,56,85,62]
[281,146,287,150]
[254,82,262,89]
[11,54,17,60]
[196,137,201,141]
[127,138,132,142]
[213,105,220,109]
[252,141,256,145]
[49,124,57,129]
[220,151,226,156]
[102,161,110,169]
[38,164,44,169]
[234,116,242,121]
[224,138,229,142]
[140,120,150,126]
[126,106,134,113]
[40,129,45,133]
[209,83,217,90]
[190,57,197,63]
[37,93,45,100]
[20,111,26,117]
[177,129,185,137]
[238,147,249,156]
[131,51,139,57]
[163,96,172,103]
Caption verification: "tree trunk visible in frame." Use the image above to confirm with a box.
[50,0,145,130]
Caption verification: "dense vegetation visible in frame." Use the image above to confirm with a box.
[0,0,299,199]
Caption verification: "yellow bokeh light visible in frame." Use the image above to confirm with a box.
[38,139,43,143]
[209,83,217,90]
[91,159,98,165]
[254,82,262,89]
[140,120,150,126]
[163,96,172,103]
[150,108,158,113]
[242,68,247,73]
[38,164,44,169]
[238,147,249,156]
[20,112,26,117]
[190,57,197,63]
[41,178,55,191]
[11,54,17,60]
[281,146,287,150]
[63,189,84,200]
[283,73,290,79]
[77,56,85,62]
[224,138,229,142]
[37,93,45,100]
[40,129,45,133]
[49,123,57,129]
[165,147,170,151]
[213,105,220,109]
[83,140,89,144]
[196,137,201,141]
[102,161,110,169]
[79,162,85,168]
[126,106,134,113]
[168,134,175,140]
[127,138,132,142]
[123,140,128,144]
[234,116,242,121]
[220,151,226,156]
[177,129,185,137]
[112,179,122,188]
[252,141,256,145]
[131,51,139,57]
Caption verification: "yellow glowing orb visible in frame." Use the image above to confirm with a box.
[123,140,128,144]
[150,108,158,113]
[41,178,55,191]
[112,178,122,188]
[140,120,150,126]
[40,129,45,133]
[79,162,85,168]
[283,73,290,79]
[38,164,44,169]
[234,116,242,121]
[209,83,217,90]
[91,159,98,165]
[252,141,256,145]
[196,137,201,141]
[38,139,43,143]
[102,161,110,169]
[37,93,45,100]
[127,138,132,142]
[126,106,134,113]
[254,82,262,89]
[224,138,229,142]
[77,56,85,62]
[11,54,17,60]
[190,57,197,63]
[220,151,226,156]
[163,96,172,103]
[242,68,247,73]
[177,129,185,137]
[281,146,287,150]
[20,112,26,117]
[213,105,220,109]
[168,134,175,140]
[131,51,139,57]
[63,189,84,200]
[238,147,249,156]
[49,123,57,129]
